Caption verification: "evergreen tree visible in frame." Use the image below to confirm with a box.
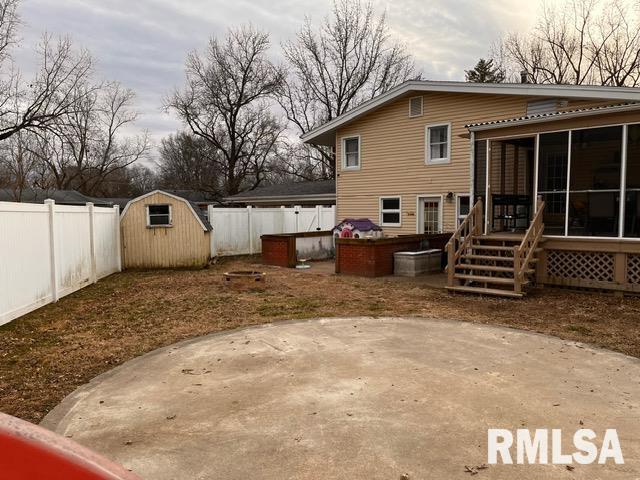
[465,58,505,83]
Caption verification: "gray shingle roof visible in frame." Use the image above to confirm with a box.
[227,180,335,200]
[0,188,118,207]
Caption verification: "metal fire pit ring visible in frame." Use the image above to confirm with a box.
[223,271,265,284]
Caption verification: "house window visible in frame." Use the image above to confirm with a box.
[426,124,451,164]
[380,197,401,226]
[147,204,171,227]
[456,195,471,226]
[342,136,360,170]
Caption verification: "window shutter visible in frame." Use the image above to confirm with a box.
[409,96,423,117]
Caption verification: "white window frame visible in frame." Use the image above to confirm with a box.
[146,204,172,227]
[409,96,423,118]
[425,123,452,165]
[341,135,361,171]
[379,196,402,227]
[416,195,443,234]
[456,193,471,227]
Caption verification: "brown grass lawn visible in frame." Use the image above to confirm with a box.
[2,256,640,424]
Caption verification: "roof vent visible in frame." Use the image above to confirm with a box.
[409,96,423,117]
[520,70,529,84]
[526,99,560,116]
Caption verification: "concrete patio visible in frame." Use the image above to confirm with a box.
[42,317,640,479]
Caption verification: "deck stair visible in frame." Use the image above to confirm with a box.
[445,198,546,298]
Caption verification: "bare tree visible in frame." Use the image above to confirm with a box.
[0,132,40,200]
[495,0,640,86]
[27,81,150,195]
[0,34,96,141]
[279,0,417,179]
[157,132,222,198]
[166,25,286,196]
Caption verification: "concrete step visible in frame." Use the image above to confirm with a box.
[446,285,524,298]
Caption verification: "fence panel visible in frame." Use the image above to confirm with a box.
[209,205,336,256]
[0,201,121,326]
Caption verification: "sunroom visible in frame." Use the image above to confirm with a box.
[466,104,640,292]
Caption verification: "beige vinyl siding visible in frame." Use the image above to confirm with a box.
[335,92,535,234]
[121,192,210,268]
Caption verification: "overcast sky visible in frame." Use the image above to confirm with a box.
[13,0,548,162]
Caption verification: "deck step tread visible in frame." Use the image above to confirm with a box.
[446,285,524,298]
[461,254,540,263]
[471,244,517,251]
[454,274,523,285]
[455,264,535,274]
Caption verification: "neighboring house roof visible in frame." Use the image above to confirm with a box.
[121,190,212,231]
[301,80,640,146]
[163,189,217,204]
[0,188,117,207]
[465,101,640,131]
[225,180,336,204]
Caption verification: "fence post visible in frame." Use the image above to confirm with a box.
[280,205,286,234]
[209,205,216,257]
[45,199,59,302]
[247,205,253,254]
[316,205,321,231]
[114,205,122,272]
[87,202,97,283]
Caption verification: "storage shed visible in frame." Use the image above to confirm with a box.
[120,190,212,268]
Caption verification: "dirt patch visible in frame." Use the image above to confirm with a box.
[2,257,640,423]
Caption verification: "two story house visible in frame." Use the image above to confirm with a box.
[302,80,640,296]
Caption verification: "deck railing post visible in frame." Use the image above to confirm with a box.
[513,245,521,294]
[447,241,455,287]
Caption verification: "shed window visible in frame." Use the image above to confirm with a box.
[426,124,451,164]
[147,204,171,227]
[380,196,401,226]
[342,136,361,170]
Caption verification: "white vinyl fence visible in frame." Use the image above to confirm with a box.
[0,200,121,326]
[209,205,336,256]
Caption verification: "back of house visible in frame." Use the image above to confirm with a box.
[303,80,640,295]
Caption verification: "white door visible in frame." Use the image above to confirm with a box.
[419,197,442,234]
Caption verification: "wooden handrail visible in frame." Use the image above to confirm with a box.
[446,198,483,287]
[513,199,545,293]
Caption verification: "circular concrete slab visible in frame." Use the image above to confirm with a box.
[42,317,640,479]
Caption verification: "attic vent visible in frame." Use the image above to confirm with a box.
[526,99,560,116]
[409,96,423,117]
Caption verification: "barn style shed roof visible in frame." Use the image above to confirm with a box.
[122,190,212,231]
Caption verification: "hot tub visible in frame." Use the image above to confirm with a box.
[393,249,442,277]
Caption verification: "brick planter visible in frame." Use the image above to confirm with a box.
[261,231,333,268]
[335,233,452,277]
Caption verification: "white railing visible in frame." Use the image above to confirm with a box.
[208,205,336,256]
[0,200,121,326]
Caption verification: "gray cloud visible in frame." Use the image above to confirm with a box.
[13,0,542,163]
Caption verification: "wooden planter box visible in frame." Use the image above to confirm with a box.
[335,233,451,277]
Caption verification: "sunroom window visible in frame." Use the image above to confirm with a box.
[537,132,569,236]
[625,125,640,237]
[567,126,622,237]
